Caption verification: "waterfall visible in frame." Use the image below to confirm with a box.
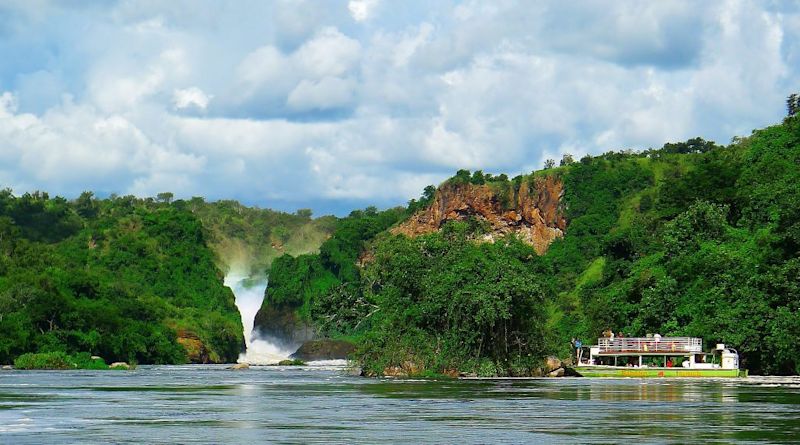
[225,272,292,364]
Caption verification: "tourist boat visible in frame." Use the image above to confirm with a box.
[573,337,748,378]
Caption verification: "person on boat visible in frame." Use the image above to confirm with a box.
[666,359,673,368]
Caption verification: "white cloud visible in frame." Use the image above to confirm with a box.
[287,77,356,111]
[348,0,379,22]
[0,0,796,213]
[173,87,211,110]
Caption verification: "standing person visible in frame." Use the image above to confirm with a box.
[575,339,583,364]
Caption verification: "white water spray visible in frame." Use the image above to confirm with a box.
[225,272,293,364]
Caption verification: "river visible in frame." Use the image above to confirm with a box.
[1,365,798,444]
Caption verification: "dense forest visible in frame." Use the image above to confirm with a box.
[0,193,248,365]
[261,115,800,376]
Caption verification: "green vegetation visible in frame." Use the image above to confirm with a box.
[2,114,798,376]
[276,359,306,366]
[261,115,800,376]
[187,198,336,276]
[355,222,549,377]
[0,192,243,365]
[13,351,109,370]
[256,206,407,329]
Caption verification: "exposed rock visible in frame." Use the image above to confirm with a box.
[383,366,407,377]
[290,339,356,361]
[176,330,210,364]
[382,359,423,378]
[90,356,103,361]
[1,365,13,370]
[545,356,563,373]
[547,368,565,378]
[346,366,363,376]
[229,363,250,370]
[442,369,460,378]
[110,362,130,370]
[253,305,315,347]
[277,359,306,366]
[392,176,567,254]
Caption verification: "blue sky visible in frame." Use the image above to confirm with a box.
[0,0,798,215]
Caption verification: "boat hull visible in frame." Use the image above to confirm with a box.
[574,366,748,378]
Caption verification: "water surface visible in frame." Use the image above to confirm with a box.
[1,365,798,444]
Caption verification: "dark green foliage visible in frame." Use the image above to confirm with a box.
[355,224,549,376]
[0,192,243,365]
[259,206,406,324]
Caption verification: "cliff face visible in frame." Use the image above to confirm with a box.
[393,176,567,254]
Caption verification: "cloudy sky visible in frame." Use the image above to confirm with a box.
[0,0,798,214]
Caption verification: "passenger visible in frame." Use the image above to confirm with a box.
[666,359,673,368]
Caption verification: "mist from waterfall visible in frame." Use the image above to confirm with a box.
[224,272,293,364]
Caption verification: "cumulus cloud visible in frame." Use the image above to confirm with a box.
[348,0,379,22]
[173,87,211,110]
[0,0,796,214]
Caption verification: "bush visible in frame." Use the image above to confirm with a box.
[13,351,109,370]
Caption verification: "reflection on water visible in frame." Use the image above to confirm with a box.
[1,366,798,444]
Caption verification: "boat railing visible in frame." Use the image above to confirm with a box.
[597,337,703,353]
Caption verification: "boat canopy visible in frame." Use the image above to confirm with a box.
[595,337,702,355]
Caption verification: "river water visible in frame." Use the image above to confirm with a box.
[1,365,798,444]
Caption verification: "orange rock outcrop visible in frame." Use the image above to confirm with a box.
[392,176,567,254]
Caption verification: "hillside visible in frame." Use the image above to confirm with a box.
[187,198,336,277]
[258,115,800,376]
[0,194,244,364]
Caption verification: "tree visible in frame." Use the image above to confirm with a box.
[560,154,575,166]
[296,208,313,219]
[156,192,174,204]
[75,191,98,219]
[788,94,798,117]
[544,159,556,169]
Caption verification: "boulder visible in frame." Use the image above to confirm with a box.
[229,363,250,370]
[290,339,356,361]
[91,356,103,361]
[545,356,562,373]
[547,368,565,378]
[109,362,130,370]
[277,359,305,366]
[1,365,13,370]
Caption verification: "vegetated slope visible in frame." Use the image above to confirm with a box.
[260,116,800,376]
[187,198,336,276]
[252,206,408,344]
[0,194,244,365]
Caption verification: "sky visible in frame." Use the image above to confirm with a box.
[0,0,798,215]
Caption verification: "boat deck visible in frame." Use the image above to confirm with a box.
[574,366,747,378]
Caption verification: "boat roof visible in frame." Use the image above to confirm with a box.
[592,336,704,354]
